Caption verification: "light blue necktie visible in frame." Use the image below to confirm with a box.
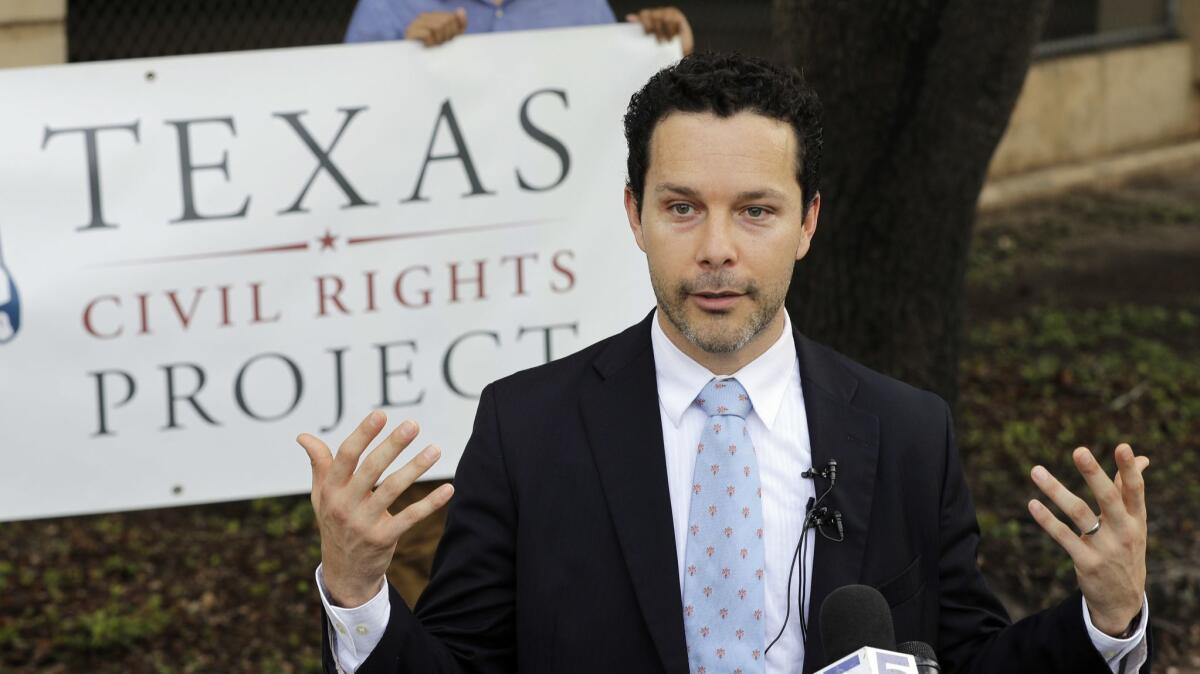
[683,377,766,674]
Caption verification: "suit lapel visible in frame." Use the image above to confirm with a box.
[795,332,881,673]
[580,314,688,674]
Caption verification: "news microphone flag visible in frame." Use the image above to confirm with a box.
[815,646,919,674]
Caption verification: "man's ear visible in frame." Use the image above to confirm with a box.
[795,191,821,261]
[625,187,647,253]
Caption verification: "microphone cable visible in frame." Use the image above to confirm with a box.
[764,460,843,655]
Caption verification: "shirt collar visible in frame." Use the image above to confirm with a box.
[650,309,798,430]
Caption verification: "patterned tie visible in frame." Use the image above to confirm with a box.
[683,377,766,674]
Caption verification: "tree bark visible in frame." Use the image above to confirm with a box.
[774,0,1051,405]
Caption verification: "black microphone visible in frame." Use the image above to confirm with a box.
[896,641,941,673]
[801,459,838,482]
[819,584,895,665]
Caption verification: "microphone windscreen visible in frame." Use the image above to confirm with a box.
[896,640,937,661]
[819,584,895,664]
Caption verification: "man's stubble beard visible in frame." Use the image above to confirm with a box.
[650,267,787,354]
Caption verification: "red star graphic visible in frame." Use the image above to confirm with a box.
[317,229,338,251]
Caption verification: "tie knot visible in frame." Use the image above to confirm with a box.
[695,377,752,419]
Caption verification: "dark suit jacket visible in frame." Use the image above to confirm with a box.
[323,313,1150,673]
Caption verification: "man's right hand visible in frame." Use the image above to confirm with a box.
[404,8,468,47]
[299,411,454,607]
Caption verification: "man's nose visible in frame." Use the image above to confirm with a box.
[695,214,737,269]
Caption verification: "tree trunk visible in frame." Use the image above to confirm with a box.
[774,0,1050,405]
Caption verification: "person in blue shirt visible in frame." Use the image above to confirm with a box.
[345,0,694,54]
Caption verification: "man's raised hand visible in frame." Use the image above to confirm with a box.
[1028,443,1149,637]
[299,411,454,607]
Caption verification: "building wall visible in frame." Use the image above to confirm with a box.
[989,39,1199,177]
[0,0,66,69]
[1182,0,1200,86]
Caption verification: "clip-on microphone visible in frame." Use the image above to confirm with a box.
[766,459,846,655]
[802,458,838,484]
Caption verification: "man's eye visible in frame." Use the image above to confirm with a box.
[671,204,693,216]
[745,206,767,218]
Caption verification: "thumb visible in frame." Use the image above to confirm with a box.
[456,7,467,26]
[625,13,638,22]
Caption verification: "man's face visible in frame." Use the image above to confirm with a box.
[626,111,819,354]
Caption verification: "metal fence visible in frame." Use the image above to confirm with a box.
[67,0,1179,64]
[67,0,358,62]
[67,0,775,63]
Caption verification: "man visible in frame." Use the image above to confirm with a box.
[345,0,694,54]
[299,53,1152,673]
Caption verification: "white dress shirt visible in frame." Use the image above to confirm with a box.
[317,310,1149,673]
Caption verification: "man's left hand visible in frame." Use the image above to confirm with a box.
[1028,443,1149,637]
[626,7,694,56]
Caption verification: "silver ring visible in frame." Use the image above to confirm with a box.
[1081,517,1102,537]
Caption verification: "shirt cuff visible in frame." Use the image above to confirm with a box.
[315,564,391,673]
[1081,594,1150,671]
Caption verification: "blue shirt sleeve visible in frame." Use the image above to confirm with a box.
[344,0,420,43]
[591,1,616,24]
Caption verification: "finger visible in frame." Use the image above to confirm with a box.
[350,420,419,497]
[405,16,430,38]
[455,7,467,30]
[1113,455,1149,485]
[637,10,653,33]
[1112,456,1149,491]
[653,13,669,40]
[625,13,638,23]
[438,20,454,43]
[663,10,681,37]
[1028,498,1090,560]
[297,433,333,494]
[1073,446,1126,521]
[1113,445,1149,517]
[386,482,455,539]
[369,444,442,512]
[443,14,461,40]
[329,411,386,484]
[661,12,677,37]
[1031,464,1099,533]
[411,26,434,46]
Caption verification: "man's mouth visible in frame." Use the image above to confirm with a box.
[689,290,745,310]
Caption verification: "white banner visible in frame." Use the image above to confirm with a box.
[0,25,677,521]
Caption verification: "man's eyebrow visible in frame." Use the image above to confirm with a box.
[653,183,701,199]
[652,184,789,202]
[734,188,787,202]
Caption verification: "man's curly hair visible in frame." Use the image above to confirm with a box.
[623,52,822,213]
